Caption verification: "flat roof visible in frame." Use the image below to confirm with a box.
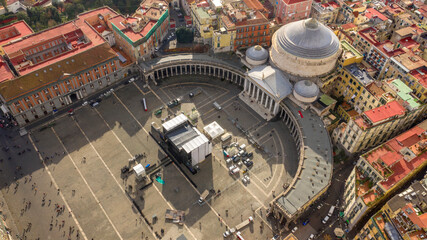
[409,67,427,88]
[390,79,420,109]
[364,101,406,124]
[275,99,333,216]
[345,64,373,86]
[341,40,362,58]
[0,55,15,83]
[0,20,34,47]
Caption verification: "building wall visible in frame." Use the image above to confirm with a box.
[275,0,312,24]
[7,59,125,125]
[333,106,426,154]
[331,69,383,113]
[212,30,235,53]
[234,23,270,50]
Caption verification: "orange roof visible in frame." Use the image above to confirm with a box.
[410,67,427,88]
[364,8,388,21]
[0,56,15,83]
[403,204,427,228]
[0,21,34,47]
[364,101,406,124]
[342,23,356,30]
[2,7,116,76]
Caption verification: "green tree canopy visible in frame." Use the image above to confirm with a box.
[176,27,194,44]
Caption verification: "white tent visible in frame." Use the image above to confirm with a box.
[162,114,188,133]
[133,164,146,178]
[203,121,225,140]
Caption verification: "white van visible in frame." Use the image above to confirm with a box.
[328,206,335,217]
[322,215,329,224]
[213,102,222,110]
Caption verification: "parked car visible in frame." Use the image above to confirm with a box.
[247,152,253,158]
[243,160,253,168]
[90,102,99,108]
[82,101,89,106]
[291,226,298,233]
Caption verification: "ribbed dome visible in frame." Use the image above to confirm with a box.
[246,45,268,61]
[294,80,319,98]
[274,18,340,59]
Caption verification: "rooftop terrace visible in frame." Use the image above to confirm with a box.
[345,64,374,86]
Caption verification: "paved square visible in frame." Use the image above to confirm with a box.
[0,75,300,240]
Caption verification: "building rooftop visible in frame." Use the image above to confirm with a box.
[394,25,424,38]
[363,100,406,124]
[341,23,357,31]
[388,79,420,109]
[247,65,292,101]
[2,7,116,76]
[0,55,15,83]
[341,40,362,59]
[275,99,333,216]
[0,21,33,47]
[409,67,427,88]
[364,8,388,21]
[362,121,427,190]
[0,43,117,101]
[345,64,374,86]
[391,51,425,72]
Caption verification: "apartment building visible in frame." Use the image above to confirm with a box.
[233,11,270,50]
[191,2,217,44]
[310,0,340,24]
[0,8,131,125]
[331,63,386,113]
[275,0,312,25]
[355,176,427,239]
[333,98,425,153]
[343,120,427,230]
[110,0,170,61]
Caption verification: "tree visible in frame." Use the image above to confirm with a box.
[176,27,193,44]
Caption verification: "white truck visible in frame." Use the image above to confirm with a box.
[235,216,253,230]
[328,206,335,217]
[198,190,210,204]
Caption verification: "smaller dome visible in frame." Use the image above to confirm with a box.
[293,80,319,103]
[246,45,268,61]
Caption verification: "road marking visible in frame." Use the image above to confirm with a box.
[110,92,198,240]
[28,134,89,240]
[49,128,124,240]
[71,116,157,239]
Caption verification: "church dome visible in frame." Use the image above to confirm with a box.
[246,45,268,65]
[274,18,340,59]
[293,80,319,103]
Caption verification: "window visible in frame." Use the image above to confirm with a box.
[90,84,94,89]
[98,80,102,86]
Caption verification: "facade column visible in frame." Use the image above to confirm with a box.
[265,95,270,108]
[244,78,249,92]
[261,92,265,105]
[256,87,261,102]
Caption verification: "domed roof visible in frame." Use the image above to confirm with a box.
[246,45,268,61]
[294,80,319,98]
[274,18,340,59]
